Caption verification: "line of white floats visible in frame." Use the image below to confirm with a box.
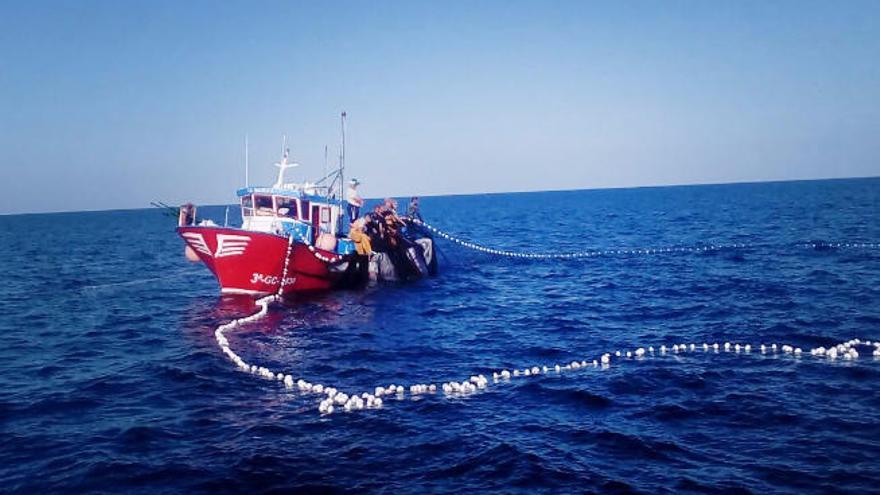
[414,219,880,260]
[207,223,880,415]
[214,295,879,416]
[291,229,345,264]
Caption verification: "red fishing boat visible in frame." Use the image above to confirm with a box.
[176,113,435,297]
[177,223,356,295]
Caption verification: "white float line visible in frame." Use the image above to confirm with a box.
[276,235,294,297]
[304,244,345,264]
[290,229,346,264]
[412,219,880,260]
[213,296,880,416]
[211,226,880,414]
[801,242,880,250]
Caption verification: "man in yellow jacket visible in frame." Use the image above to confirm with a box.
[349,217,372,255]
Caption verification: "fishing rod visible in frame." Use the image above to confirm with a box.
[150,201,180,218]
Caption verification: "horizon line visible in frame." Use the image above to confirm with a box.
[2,174,878,217]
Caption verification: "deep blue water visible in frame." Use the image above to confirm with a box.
[2,178,880,494]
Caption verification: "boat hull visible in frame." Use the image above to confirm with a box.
[177,226,353,296]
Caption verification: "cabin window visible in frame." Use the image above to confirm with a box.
[276,197,298,219]
[241,195,254,217]
[319,207,333,234]
[254,195,274,216]
[300,200,310,221]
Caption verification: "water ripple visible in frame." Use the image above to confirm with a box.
[2,179,880,494]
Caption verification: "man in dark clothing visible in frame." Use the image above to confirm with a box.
[406,196,423,221]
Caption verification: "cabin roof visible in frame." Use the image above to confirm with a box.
[236,186,341,205]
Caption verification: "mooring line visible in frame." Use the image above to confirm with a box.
[80,267,200,292]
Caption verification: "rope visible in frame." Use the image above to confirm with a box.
[412,219,880,260]
[79,268,197,292]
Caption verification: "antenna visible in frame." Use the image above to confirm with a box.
[273,134,299,188]
[244,134,249,187]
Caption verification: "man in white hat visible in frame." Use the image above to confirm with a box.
[346,178,364,222]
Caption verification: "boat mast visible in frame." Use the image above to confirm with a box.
[339,111,346,201]
[245,134,249,187]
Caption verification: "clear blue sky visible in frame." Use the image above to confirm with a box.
[1,1,878,214]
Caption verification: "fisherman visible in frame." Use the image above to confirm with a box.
[346,178,364,222]
[362,212,384,251]
[379,199,404,247]
[382,197,398,213]
[178,203,196,227]
[348,217,373,255]
[406,196,423,221]
[364,203,401,251]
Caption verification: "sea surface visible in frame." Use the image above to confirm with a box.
[2,178,880,494]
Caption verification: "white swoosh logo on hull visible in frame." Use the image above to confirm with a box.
[182,232,212,256]
[215,234,251,258]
